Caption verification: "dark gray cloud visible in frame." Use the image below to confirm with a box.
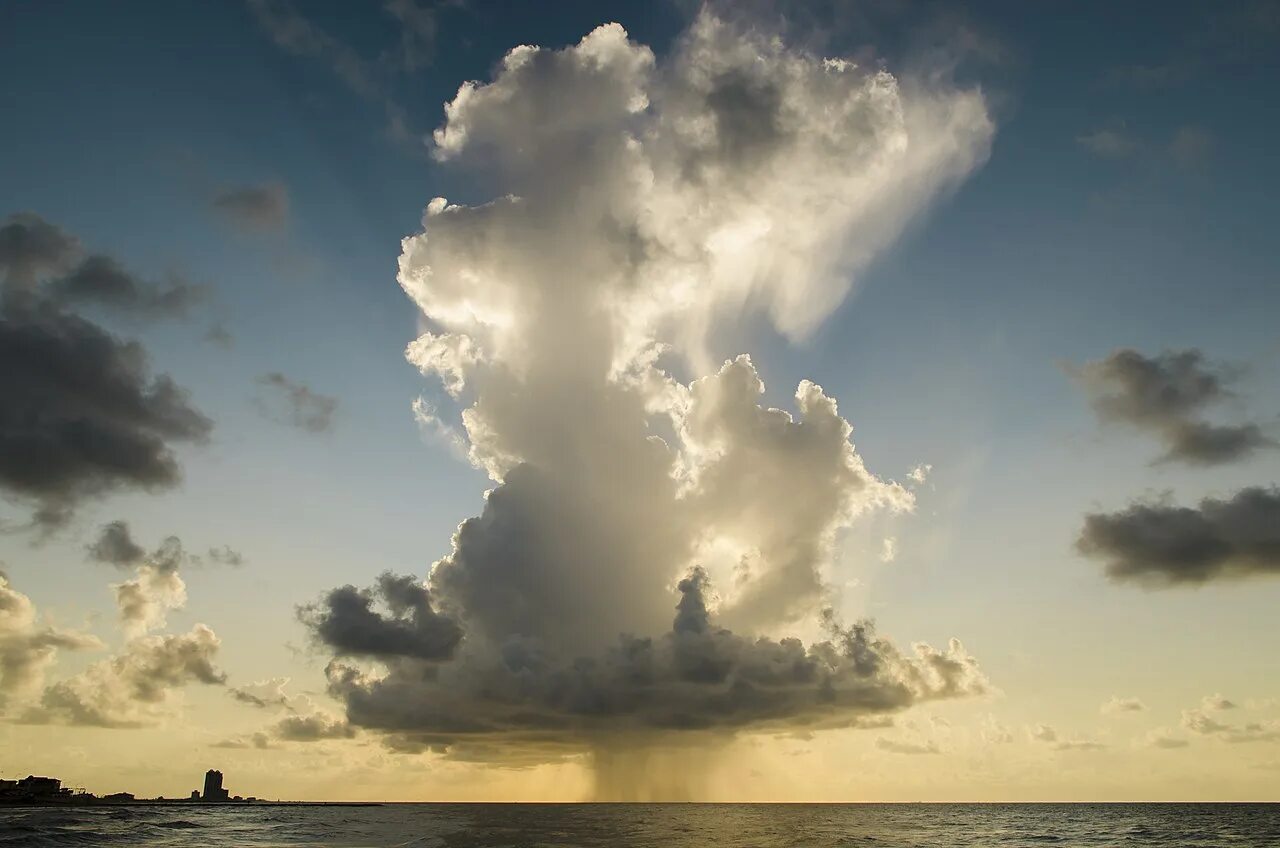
[1071,348,1275,465]
[0,302,212,527]
[3,212,204,319]
[211,182,289,233]
[46,256,205,318]
[316,567,985,761]
[301,572,462,662]
[273,712,356,741]
[255,372,338,433]
[1077,486,1280,586]
[0,213,80,287]
[87,521,147,567]
[0,213,212,527]
[207,545,245,567]
[87,522,186,573]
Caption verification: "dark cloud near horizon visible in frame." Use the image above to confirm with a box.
[1077,486,1280,586]
[1070,348,1275,465]
[211,182,289,233]
[255,372,338,433]
[301,572,462,662]
[318,567,986,759]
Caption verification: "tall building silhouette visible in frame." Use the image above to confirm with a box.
[202,769,229,801]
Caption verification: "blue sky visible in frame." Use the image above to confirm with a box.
[1,0,1279,800]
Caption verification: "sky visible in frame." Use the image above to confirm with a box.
[1,0,1279,802]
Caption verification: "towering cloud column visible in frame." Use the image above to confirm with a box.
[311,12,995,788]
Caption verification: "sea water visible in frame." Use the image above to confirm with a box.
[2,802,1278,847]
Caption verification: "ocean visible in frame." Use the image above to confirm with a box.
[2,802,1278,847]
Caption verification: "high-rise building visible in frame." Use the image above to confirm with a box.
[202,769,229,801]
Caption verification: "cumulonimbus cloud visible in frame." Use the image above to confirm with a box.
[1077,486,1280,586]
[306,12,994,780]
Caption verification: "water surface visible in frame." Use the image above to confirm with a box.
[2,802,1278,847]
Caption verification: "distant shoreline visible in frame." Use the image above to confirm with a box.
[0,800,382,808]
[2,800,1277,807]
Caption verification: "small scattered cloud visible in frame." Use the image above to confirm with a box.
[1143,728,1190,749]
[875,736,940,755]
[906,464,932,485]
[879,536,898,563]
[246,0,415,143]
[254,372,338,433]
[1077,487,1280,586]
[1077,127,1139,158]
[1068,348,1275,466]
[204,323,234,349]
[1183,706,1280,744]
[211,182,289,233]
[383,0,442,72]
[1029,723,1105,751]
[273,711,356,741]
[1101,696,1147,715]
[981,714,1013,744]
[212,732,272,750]
[229,677,296,711]
[87,521,147,567]
[207,545,245,567]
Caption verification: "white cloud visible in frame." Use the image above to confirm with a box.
[312,11,994,776]
[0,574,101,711]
